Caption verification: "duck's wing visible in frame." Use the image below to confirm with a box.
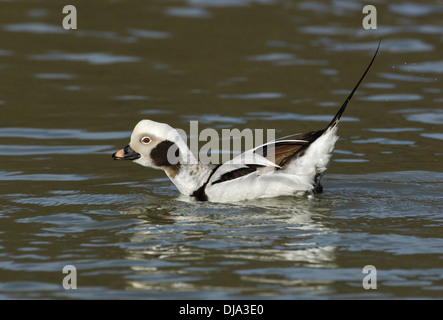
[207,139,309,185]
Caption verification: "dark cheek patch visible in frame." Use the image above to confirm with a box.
[150,140,181,171]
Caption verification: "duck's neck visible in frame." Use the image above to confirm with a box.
[163,162,215,197]
[157,135,215,196]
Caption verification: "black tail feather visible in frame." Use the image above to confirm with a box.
[327,41,380,130]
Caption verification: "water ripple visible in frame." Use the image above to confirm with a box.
[0,127,130,140]
[392,109,443,125]
[352,138,415,145]
[30,51,141,65]
[247,53,294,62]
[34,73,75,80]
[247,111,359,122]
[10,193,130,206]
[399,61,443,73]
[378,72,436,83]
[0,171,91,181]
[126,28,171,39]
[368,128,423,133]
[421,133,443,141]
[218,92,284,99]
[359,94,423,102]
[329,39,433,53]
[0,144,112,155]
[247,52,327,66]
[165,7,211,18]
[389,3,443,17]
[4,22,67,34]
[115,95,149,101]
[184,114,247,124]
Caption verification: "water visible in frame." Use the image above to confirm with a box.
[0,0,442,300]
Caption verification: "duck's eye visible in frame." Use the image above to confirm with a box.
[141,137,151,144]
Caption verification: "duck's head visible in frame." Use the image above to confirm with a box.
[112,120,193,173]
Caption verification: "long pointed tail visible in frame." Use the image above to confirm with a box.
[327,41,380,130]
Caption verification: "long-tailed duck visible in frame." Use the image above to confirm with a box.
[113,45,379,202]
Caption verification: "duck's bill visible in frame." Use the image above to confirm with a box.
[112,145,141,160]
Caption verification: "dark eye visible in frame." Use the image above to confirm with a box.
[141,137,151,144]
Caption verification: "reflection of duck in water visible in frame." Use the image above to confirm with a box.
[113,46,379,202]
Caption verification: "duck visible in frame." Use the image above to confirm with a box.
[112,45,379,202]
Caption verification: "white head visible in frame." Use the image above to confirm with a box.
[112,119,196,176]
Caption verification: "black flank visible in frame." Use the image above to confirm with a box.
[191,164,222,201]
[191,186,209,201]
[211,165,264,186]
